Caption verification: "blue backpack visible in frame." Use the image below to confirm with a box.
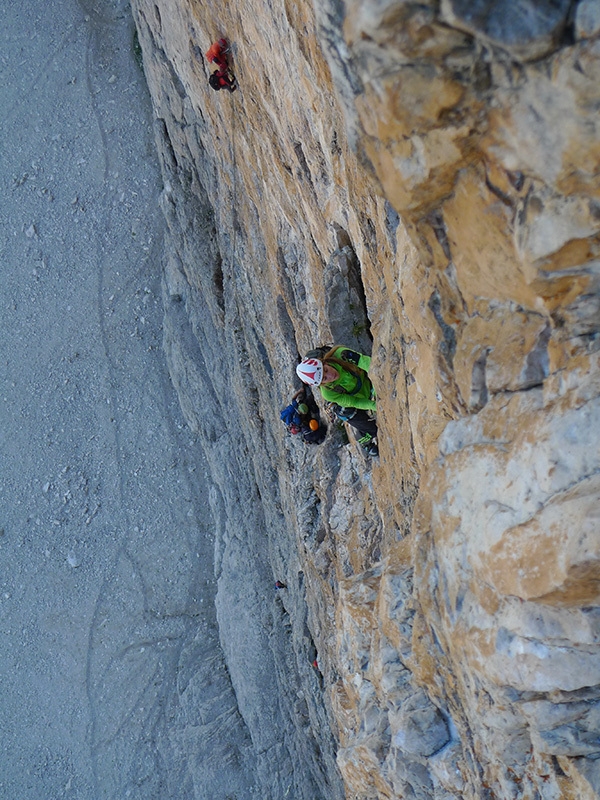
[280,402,303,435]
[280,398,327,445]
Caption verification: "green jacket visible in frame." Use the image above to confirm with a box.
[319,347,376,411]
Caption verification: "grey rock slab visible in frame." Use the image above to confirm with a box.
[440,0,572,59]
[576,0,600,39]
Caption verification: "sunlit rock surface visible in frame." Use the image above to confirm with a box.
[131,0,600,797]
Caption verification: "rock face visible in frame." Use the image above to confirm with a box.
[131,0,600,797]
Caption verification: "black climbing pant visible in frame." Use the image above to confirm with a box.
[347,410,378,438]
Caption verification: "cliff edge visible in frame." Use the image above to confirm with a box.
[131,0,600,797]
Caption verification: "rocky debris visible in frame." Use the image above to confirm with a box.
[131,0,600,797]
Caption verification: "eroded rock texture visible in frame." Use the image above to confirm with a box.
[130,0,600,797]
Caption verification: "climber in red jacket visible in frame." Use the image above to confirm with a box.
[205,38,237,92]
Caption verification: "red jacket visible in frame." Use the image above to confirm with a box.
[205,39,229,72]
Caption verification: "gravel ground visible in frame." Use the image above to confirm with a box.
[0,1,227,796]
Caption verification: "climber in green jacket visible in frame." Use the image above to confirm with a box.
[296,346,378,456]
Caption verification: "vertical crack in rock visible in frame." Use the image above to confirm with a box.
[428,289,458,369]
[470,346,490,410]
[523,321,551,388]
[325,233,372,348]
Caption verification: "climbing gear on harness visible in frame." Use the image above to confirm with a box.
[326,402,357,422]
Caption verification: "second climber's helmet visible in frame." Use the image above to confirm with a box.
[296,358,323,386]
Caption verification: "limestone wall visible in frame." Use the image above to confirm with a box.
[131,0,600,797]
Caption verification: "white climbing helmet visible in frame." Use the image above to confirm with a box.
[296,358,323,386]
